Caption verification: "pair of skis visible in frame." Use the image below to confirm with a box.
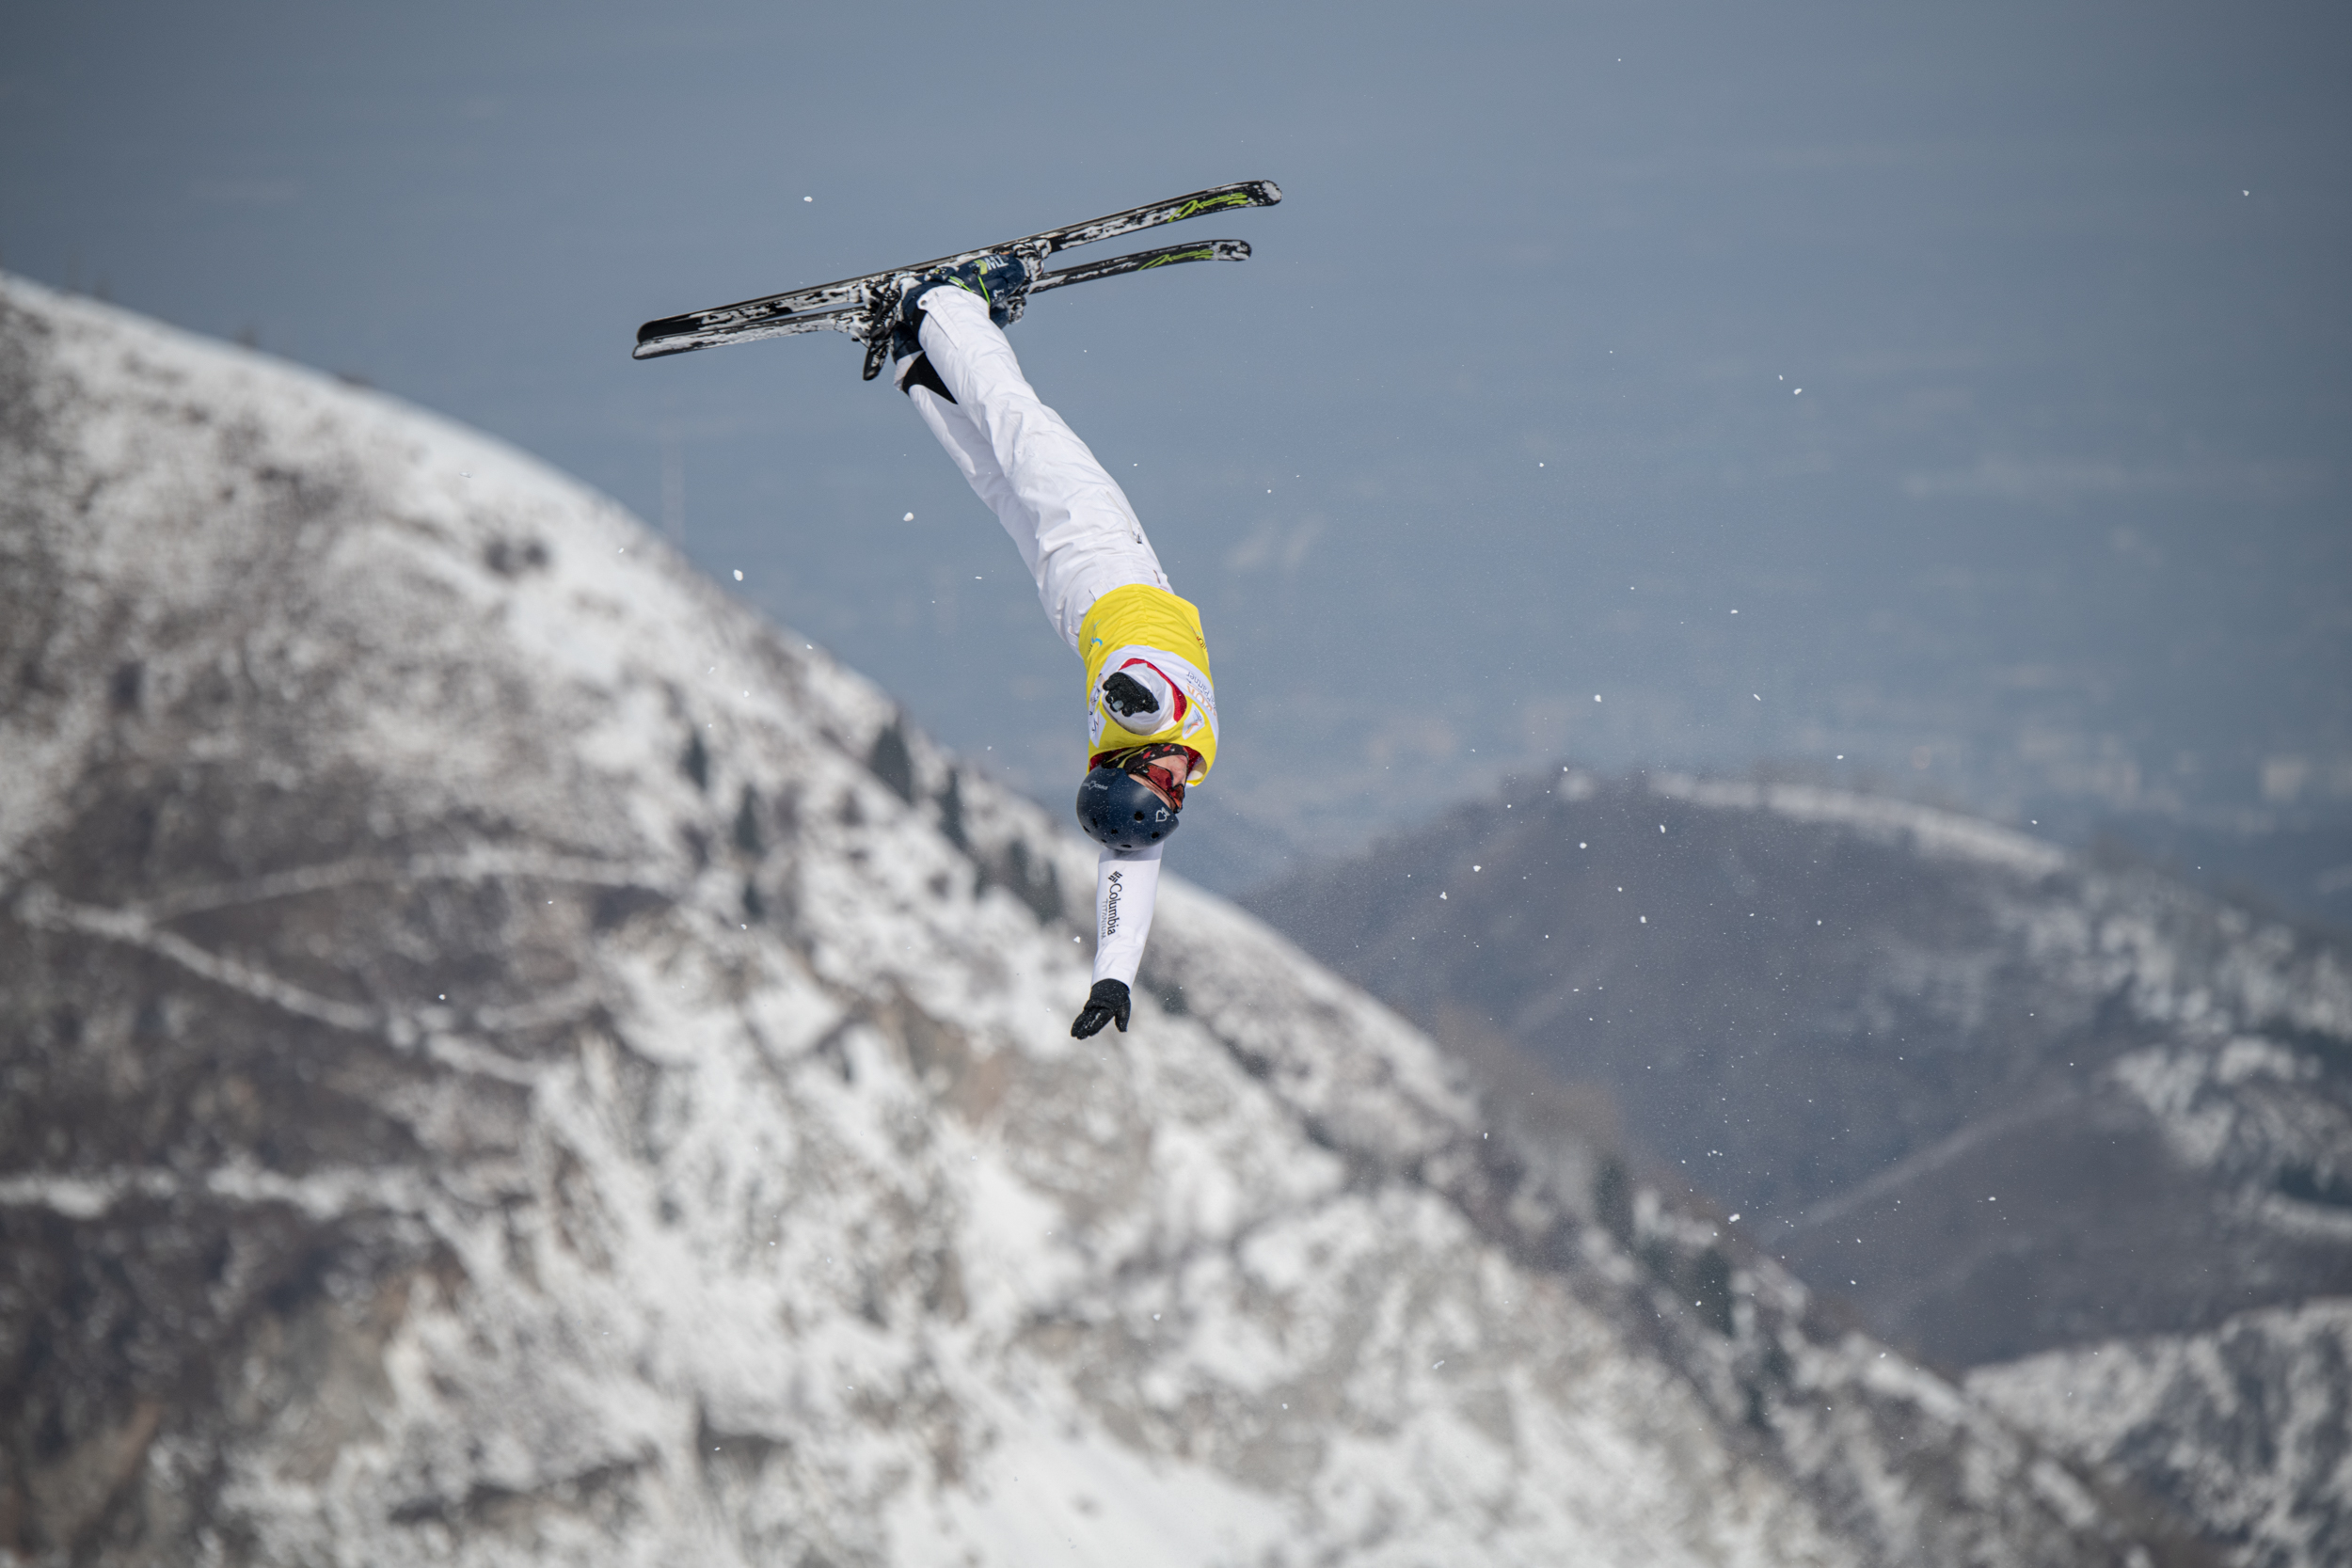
[632,180,1279,378]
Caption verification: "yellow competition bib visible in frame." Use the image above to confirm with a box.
[1078,584,1218,780]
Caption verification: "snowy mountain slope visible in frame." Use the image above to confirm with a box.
[1969,1303,2352,1568]
[1246,770,2352,1370]
[0,275,2199,1567]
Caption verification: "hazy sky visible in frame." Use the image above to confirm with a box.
[6,0,2346,889]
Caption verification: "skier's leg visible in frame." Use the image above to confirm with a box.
[904,386,1038,572]
[914,286,1168,651]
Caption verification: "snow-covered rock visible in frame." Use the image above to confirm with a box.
[0,276,2185,1566]
[1971,1303,2352,1568]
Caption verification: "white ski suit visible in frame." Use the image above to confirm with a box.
[904,283,1216,990]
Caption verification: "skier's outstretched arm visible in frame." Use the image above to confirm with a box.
[1073,843,1163,1037]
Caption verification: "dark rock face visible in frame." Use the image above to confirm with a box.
[0,276,680,1561]
[0,276,2207,1567]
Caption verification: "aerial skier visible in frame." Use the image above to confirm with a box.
[885,255,1216,1042]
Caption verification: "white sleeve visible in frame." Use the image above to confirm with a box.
[1092,843,1164,987]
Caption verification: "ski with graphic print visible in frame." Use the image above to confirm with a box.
[630,181,1279,372]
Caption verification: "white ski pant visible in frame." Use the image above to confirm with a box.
[905,284,1168,990]
[906,286,1170,651]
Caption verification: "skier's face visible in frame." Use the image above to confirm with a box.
[1123,749,1190,813]
[1131,768,1182,813]
[1092,743,1191,814]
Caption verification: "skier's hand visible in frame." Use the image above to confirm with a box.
[1071,979,1132,1039]
[1101,670,1161,721]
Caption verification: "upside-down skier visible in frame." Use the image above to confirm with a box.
[886,254,1216,1041]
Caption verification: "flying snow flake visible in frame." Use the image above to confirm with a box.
[733,569,743,580]
[903,512,914,521]
[1753,693,1761,701]
[803,196,813,202]
[1594,694,1602,703]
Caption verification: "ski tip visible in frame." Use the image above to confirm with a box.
[1255,181,1282,205]
[637,312,701,346]
[632,326,704,359]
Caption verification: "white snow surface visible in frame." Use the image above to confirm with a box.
[1645,772,2069,880]
[0,276,2165,1567]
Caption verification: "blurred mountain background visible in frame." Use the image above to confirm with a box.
[1249,769,2352,1365]
[1248,766,2352,1564]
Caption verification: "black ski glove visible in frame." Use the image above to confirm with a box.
[1071,978,1132,1039]
[1101,670,1161,721]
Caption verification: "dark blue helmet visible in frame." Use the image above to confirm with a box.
[1075,765,1181,850]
